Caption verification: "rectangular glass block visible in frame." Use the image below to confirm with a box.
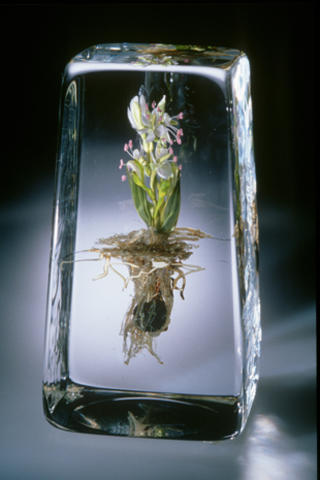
[43,43,261,441]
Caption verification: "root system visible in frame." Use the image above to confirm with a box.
[88,227,211,364]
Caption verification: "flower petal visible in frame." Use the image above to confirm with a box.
[157,95,166,112]
[139,95,147,114]
[146,130,155,142]
[157,162,173,179]
[126,160,140,174]
[128,95,144,130]
[127,107,136,129]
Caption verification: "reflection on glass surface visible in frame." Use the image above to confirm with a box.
[244,414,315,480]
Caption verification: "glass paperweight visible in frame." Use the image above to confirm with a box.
[43,43,261,441]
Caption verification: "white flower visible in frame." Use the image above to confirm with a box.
[154,144,171,161]
[124,94,183,181]
[124,141,144,161]
[139,95,151,126]
[152,144,175,180]
[127,96,145,131]
[126,160,140,175]
[156,162,173,179]
[127,94,183,147]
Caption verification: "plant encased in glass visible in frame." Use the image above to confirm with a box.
[42,43,261,441]
[122,94,183,233]
[90,92,210,364]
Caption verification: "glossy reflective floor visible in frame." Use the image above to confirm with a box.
[0,182,316,479]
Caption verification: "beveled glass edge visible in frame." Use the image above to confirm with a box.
[228,55,261,427]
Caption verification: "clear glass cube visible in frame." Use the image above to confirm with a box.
[43,43,261,440]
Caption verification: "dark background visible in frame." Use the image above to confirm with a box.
[0,2,317,479]
[2,0,316,322]
[1,2,316,210]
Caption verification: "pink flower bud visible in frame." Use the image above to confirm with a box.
[119,159,124,170]
[178,164,182,171]
[121,175,127,182]
[152,101,156,109]
[169,147,174,155]
[128,139,133,149]
[178,112,184,120]
[173,156,178,163]
[124,143,128,152]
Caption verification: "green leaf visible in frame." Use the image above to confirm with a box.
[153,191,166,227]
[150,170,157,193]
[131,172,155,202]
[159,179,170,193]
[131,172,146,189]
[159,176,181,233]
[128,175,152,226]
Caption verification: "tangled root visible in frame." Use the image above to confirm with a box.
[87,227,211,364]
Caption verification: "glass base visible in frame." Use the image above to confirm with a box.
[43,381,242,441]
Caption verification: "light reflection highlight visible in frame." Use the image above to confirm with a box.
[243,414,314,480]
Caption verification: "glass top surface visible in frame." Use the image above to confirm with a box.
[72,43,243,69]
